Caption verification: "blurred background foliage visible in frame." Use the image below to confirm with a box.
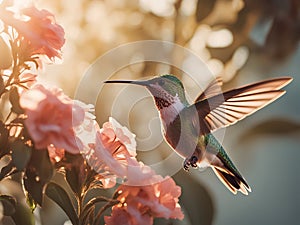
[1,0,300,224]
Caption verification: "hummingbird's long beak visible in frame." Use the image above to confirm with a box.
[104,80,149,86]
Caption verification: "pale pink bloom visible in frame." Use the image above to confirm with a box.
[20,7,65,60]
[81,128,130,188]
[82,118,138,183]
[80,118,184,223]
[105,206,152,225]
[105,176,184,225]
[81,117,157,188]
[0,6,65,61]
[73,100,96,147]
[82,118,169,187]
[149,177,183,219]
[125,157,158,186]
[108,117,137,156]
[88,129,133,178]
[20,84,84,153]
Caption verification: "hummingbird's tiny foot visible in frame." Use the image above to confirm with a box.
[190,155,198,168]
[183,158,191,171]
[183,155,198,171]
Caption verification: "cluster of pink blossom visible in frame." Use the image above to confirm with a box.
[105,176,183,225]
[0,6,65,61]
[82,118,184,224]
[0,3,184,224]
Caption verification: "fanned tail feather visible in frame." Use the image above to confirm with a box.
[212,166,251,195]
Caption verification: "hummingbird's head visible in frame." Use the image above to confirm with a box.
[105,74,188,110]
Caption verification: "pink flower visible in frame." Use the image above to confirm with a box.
[81,117,157,187]
[20,84,84,153]
[82,117,166,186]
[79,117,184,223]
[105,206,152,225]
[0,6,65,61]
[107,117,137,156]
[105,176,184,225]
[20,7,65,60]
[82,118,138,183]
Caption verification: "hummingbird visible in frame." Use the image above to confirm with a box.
[104,75,292,195]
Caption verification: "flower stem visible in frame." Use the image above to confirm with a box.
[93,199,119,225]
[5,110,12,123]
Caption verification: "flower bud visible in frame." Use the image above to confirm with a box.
[0,36,13,69]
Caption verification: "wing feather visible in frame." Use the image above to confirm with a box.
[195,76,223,102]
[181,77,292,134]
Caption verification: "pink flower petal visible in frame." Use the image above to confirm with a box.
[115,176,184,222]
[20,84,84,153]
[0,6,65,61]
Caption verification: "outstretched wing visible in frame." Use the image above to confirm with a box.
[180,77,292,134]
[195,76,223,102]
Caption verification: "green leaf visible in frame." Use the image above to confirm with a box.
[0,160,14,181]
[11,140,32,171]
[9,86,24,114]
[173,170,214,225]
[64,153,85,196]
[23,149,54,207]
[0,195,16,216]
[80,196,113,224]
[64,153,96,197]
[81,204,95,225]
[88,206,95,225]
[11,202,35,225]
[45,182,79,225]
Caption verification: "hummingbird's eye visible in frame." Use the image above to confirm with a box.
[158,79,165,86]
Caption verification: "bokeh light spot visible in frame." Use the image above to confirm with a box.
[206,28,233,48]
[232,46,249,69]
[207,58,224,76]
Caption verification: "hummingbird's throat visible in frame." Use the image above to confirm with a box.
[154,97,173,110]
[148,83,185,125]
[155,95,185,126]
[152,85,178,110]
